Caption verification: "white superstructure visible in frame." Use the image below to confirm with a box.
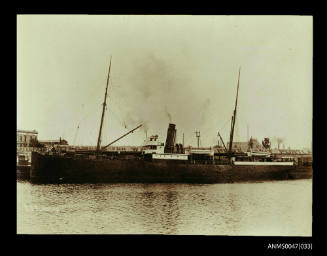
[188,148,214,156]
[246,151,271,157]
[142,135,165,154]
[234,161,293,166]
[142,135,189,160]
[152,153,188,160]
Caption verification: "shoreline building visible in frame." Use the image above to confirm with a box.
[17,129,46,164]
[38,138,68,147]
[17,129,38,147]
[227,138,263,152]
[17,130,68,164]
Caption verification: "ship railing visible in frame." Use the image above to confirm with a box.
[189,159,229,165]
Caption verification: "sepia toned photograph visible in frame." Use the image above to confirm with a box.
[17,15,312,236]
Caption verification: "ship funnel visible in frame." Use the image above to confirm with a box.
[164,123,176,153]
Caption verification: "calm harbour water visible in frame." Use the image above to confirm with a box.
[17,179,312,236]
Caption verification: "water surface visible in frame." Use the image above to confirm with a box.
[17,180,312,235]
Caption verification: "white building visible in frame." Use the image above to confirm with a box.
[17,129,38,147]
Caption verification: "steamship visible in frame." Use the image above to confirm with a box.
[30,60,312,184]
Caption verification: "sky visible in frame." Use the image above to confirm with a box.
[17,15,312,149]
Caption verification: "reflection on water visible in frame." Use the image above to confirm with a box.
[17,180,312,235]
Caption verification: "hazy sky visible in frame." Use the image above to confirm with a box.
[17,15,312,149]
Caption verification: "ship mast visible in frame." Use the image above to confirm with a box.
[228,67,241,157]
[96,57,112,153]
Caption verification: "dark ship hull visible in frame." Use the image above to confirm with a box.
[30,152,312,184]
[29,64,313,185]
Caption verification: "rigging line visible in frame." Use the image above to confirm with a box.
[87,67,117,103]
[110,96,136,129]
[101,105,125,146]
[80,103,102,123]
[74,102,96,125]
[78,92,110,126]
[72,122,80,145]
[218,118,231,133]
[88,127,97,146]
[104,98,125,130]
[109,93,123,111]
[111,108,125,129]
[105,105,120,138]
[77,75,115,126]
[75,122,93,147]
[59,78,106,126]
[81,82,110,117]
[216,121,231,146]
[109,83,134,110]
[180,132,193,147]
[235,120,240,142]
[97,95,131,146]
[195,128,214,147]
[182,130,204,147]
[83,81,107,106]
[109,92,129,117]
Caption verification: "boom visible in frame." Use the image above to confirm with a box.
[102,124,142,150]
[218,132,228,152]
